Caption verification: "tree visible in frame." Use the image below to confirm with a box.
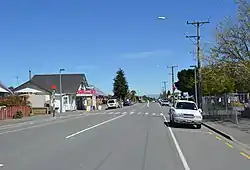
[167,90,171,97]
[208,0,250,92]
[202,65,235,95]
[175,69,195,96]
[130,90,136,102]
[113,68,129,101]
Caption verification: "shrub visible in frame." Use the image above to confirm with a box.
[0,96,30,107]
[13,111,24,119]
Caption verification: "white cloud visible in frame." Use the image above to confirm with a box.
[120,50,172,59]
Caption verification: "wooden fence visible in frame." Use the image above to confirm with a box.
[0,106,31,120]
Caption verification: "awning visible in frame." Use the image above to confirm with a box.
[15,88,42,93]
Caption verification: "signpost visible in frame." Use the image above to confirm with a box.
[51,85,56,117]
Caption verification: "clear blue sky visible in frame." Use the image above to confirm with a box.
[0,0,237,95]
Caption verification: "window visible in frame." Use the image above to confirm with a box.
[63,96,68,104]
[176,102,197,110]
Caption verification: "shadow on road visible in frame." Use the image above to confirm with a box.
[164,122,197,129]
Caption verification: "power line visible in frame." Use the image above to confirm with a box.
[186,20,210,109]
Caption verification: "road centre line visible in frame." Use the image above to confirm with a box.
[162,115,190,170]
[0,114,89,136]
[65,114,125,139]
[225,142,234,148]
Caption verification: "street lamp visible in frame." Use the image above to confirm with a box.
[59,68,65,113]
[190,65,198,105]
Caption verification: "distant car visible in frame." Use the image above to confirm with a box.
[123,100,131,106]
[107,99,122,109]
[169,100,203,129]
[161,100,170,106]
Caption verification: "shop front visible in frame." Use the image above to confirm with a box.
[76,88,96,110]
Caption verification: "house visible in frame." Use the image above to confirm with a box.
[13,74,89,112]
[0,81,13,97]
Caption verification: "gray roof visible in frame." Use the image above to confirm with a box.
[89,84,106,96]
[14,74,88,94]
[0,81,13,93]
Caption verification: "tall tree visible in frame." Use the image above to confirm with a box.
[208,0,250,92]
[113,68,129,101]
[167,90,171,97]
[175,69,195,96]
[130,90,136,102]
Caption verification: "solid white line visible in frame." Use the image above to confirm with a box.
[65,114,125,139]
[163,115,190,170]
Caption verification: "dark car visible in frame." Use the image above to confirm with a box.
[123,100,131,106]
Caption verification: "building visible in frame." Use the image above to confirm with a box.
[13,74,89,112]
[0,81,13,97]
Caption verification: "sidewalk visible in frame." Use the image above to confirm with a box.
[203,118,250,150]
[0,114,52,127]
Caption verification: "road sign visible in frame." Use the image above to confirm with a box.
[52,84,56,90]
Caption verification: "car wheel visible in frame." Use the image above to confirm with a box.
[196,124,201,129]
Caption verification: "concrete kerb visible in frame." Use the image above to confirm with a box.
[202,122,250,153]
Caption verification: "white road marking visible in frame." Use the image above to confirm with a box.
[115,112,120,114]
[145,112,148,115]
[65,114,125,139]
[138,112,141,115]
[130,112,134,114]
[0,164,3,167]
[0,115,89,136]
[152,113,156,116]
[163,115,190,170]
[122,112,127,114]
[108,112,113,114]
[160,113,163,116]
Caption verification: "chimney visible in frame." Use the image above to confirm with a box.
[29,70,32,80]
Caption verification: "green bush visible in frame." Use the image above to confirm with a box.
[13,111,24,119]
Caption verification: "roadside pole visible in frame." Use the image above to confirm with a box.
[51,85,56,117]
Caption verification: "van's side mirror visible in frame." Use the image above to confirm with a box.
[198,108,202,113]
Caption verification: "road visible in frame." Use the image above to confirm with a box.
[0,103,249,170]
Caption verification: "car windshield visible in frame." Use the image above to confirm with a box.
[176,102,197,110]
[108,100,115,103]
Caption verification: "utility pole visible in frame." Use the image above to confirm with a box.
[167,65,178,95]
[162,81,167,99]
[59,68,65,113]
[186,20,210,109]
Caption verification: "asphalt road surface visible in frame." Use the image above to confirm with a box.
[0,103,249,170]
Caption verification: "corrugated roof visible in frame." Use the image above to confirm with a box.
[14,74,88,94]
[0,81,13,93]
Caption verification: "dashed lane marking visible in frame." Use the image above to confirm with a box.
[225,142,234,148]
[130,112,134,114]
[145,113,148,115]
[65,114,125,139]
[216,136,222,140]
[240,152,250,159]
[122,112,127,114]
[0,164,3,167]
[152,113,156,116]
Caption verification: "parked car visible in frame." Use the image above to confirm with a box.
[169,100,202,129]
[107,99,122,109]
[161,100,170,106]
[123,100,131,106]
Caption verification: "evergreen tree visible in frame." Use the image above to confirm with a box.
[113,68,129,101]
